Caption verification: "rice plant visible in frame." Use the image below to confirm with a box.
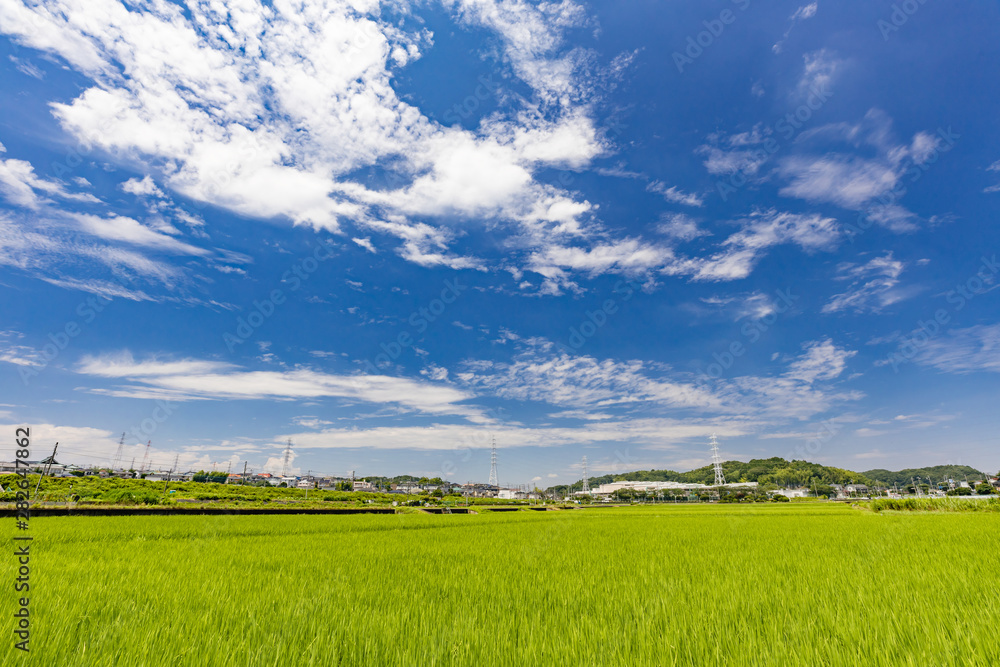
[3,504,997,666]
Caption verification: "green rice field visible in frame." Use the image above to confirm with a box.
[3,504,998,666]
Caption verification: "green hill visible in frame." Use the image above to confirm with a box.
[548,457,869,494]
[861,465,988,487]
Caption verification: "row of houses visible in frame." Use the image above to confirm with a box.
[583,480,760,499]
[0,463,512,496]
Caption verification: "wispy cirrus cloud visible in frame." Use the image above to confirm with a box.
[912,324,1000,374]
[75,351,485,420]
[777,109,945,231]
[822,252,908,314]
[647,181,704,207]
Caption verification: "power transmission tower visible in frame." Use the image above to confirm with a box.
[33,442,59,499]
[170,454,179,481]
[113,432,126,470]
[140,440,151,473]
[710,433,726,486]
[488,436,498,487]
[281,438,293,477]
[581,455,590,494]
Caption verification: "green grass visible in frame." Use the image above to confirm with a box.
[859,496,1000,512]
[2,504,998,666]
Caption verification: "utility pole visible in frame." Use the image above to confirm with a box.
[242,461,248,485]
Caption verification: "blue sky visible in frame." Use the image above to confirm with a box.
[1,0,999,486]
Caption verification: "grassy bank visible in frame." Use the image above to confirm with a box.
[857,496,1000,512]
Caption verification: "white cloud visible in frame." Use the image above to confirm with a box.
[455,335,860,421]
[72,213,208,255]
[822,252,907,314]
[913,324,1000,374]
[678,209,839,281]
[121,176,165,198]
[0,0,611,277]
[985,159,1000,193]
[352,237,376,253]
[75,351,482,419]
[0,143,100,209]
[647,182,703,207]
[457,339,724,412]
[525,238,673,293]
[656,213,707,242]
[793,2,819,20]
[271,417,748,452]
[773,3,819,54]
[784,338,855,383]
[795,49,839,98]
[0,331,45,367]
[777,110,943,231]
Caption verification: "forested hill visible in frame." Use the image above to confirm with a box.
[861,465,987,486]
[548,457,868,494]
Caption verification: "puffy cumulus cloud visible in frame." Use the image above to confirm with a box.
[0,0,606,268]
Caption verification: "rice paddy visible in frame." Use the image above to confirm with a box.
[3,503,998,666]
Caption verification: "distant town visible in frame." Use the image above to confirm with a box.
[3,456,997,503]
